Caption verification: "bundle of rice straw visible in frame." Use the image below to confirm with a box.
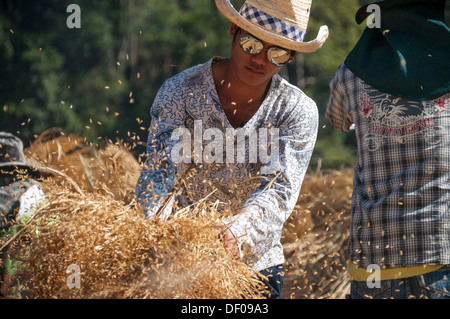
[14,180,264,299]
[25,128,140,203]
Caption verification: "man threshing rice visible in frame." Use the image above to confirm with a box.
[135,0,328,298]
[326,0,450,299]
[0,132,46,297]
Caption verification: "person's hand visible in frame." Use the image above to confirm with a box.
[215,222,239,260]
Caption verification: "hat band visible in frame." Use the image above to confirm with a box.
[239,3,306,43]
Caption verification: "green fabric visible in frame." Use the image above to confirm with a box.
[345,0,450,100]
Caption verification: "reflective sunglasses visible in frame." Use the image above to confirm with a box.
[238,31,293,67]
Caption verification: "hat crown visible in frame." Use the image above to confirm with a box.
[0,132,26,166]
[246,0,312,32]
[215,0,328,53]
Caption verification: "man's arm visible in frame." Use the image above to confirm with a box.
[223,95,319,268]
[326,64,354,132]
[135,80,186,219]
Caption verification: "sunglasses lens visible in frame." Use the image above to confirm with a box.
[239,32,292,67]
[268,48,291,66]
[240,35,264,55]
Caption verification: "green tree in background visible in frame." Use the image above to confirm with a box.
[2,0,446,169]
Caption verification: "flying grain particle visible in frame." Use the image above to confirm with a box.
[382,29,390,35]
[105,86,110,89]
[231,101,236,105]
[60,101,65,104]
[233,109,237,115]
[3,105,7,112]
[137,73,140,79]
[10,29,14,34]
[118,80,122,84]
[116,61,120,66]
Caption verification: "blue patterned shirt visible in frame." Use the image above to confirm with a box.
[135,57,318,271]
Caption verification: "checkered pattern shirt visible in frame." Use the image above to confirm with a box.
[326,64,450,268]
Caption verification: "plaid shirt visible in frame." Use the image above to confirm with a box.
[136,57,318,271]
[326,64,450,268]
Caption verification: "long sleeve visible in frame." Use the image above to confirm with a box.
[135,80,186,219]
[224,94,318,270]
[326,64,355,132]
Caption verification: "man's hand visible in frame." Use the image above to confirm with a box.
[215,222,239,260]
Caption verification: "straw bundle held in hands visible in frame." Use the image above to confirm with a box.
[18,181,264,299]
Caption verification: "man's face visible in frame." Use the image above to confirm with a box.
[229,24,291,88]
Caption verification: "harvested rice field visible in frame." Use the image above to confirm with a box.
[2,128,353,299]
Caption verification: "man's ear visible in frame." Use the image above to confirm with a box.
[230,23,239,37]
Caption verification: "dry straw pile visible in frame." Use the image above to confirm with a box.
[6,128,353,299]
[281,169,353,299]
[21,184,263,299]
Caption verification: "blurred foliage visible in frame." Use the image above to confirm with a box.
[1,0,448,169]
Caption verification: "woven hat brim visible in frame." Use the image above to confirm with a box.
[215,0,328,53]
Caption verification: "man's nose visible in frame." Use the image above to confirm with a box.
[250,49,267,65]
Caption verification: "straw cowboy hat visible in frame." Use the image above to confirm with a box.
[215,0,329,53]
